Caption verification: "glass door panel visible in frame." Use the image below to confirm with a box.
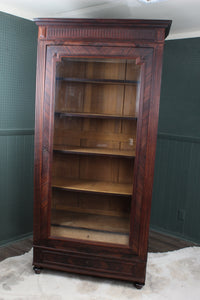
[50,58,141,245]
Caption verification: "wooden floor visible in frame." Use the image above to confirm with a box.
[148,230,197,252]
[0,230,197,263]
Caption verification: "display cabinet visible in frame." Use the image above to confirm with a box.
[33,18,171,288]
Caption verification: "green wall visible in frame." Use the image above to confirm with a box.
[0,12,37,245]
[151,38,200,244]
[0,12,199,245]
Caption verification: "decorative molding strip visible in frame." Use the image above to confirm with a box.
[47,26,156,41]
[38,26,46,39]
[0,128,34,136]
[158,132,200,144]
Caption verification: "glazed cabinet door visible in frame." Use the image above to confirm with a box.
[38,45,153,256]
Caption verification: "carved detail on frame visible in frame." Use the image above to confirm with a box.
[46,26,156,41]
[38,26,46,39]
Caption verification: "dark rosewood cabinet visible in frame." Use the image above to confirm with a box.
[33,18,171,287]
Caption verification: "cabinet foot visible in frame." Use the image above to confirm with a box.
[134,282,144,289]
[33,266,42,274]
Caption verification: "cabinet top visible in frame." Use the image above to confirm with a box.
[34,18,172,42]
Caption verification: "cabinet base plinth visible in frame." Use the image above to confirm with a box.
[33,246,146,284]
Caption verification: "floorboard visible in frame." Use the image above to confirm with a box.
[0,231,198,263]
[0,237,33,262]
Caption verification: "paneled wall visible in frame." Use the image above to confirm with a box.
[151,38,200,244]
[0,12,37,245]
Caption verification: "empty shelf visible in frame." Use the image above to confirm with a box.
[51,210,130,245]
[52,178,132,196]
[55,111,137,120]
[53,145,135,158]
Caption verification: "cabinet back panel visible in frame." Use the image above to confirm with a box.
[52,153,80,179]
[56,58,134,81]
[83,84,124,115]
[126,62,141,81]
[52,189,131,217]
[53,117,137,152]
[56,60,86,78]
[55,82,127,115]
[55,82,85,113]
[124,86,137,117]
[52,153,134,184]
[85,60,126,80]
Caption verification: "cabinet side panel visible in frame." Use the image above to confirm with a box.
[33,40,46,243]
[138,42,165,259]
[129,54,152,253]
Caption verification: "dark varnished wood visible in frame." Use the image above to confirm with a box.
[34,18,171,41]
[33,19,171,286]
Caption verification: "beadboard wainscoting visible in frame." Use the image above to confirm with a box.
[0,12,37,245]
[151,132,200,244]
[0,130,34,245]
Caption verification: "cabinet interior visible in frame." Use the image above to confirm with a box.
[50,58,140,245]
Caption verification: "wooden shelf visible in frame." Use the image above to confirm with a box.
[53,145,135,158]
[56,77,139,86]
[55,111,137,120]
[51,209,129,245]
[52,178,132,196]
